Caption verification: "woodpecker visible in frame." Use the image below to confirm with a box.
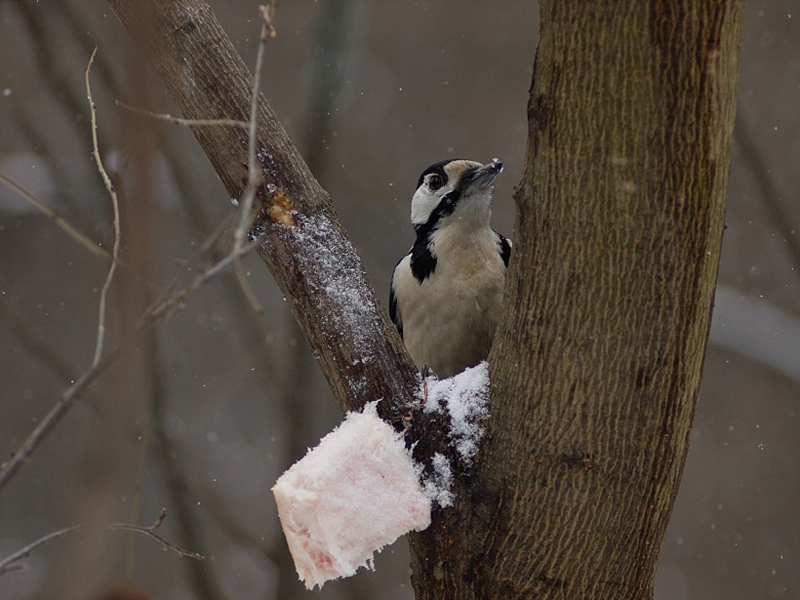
[389,158,511,378]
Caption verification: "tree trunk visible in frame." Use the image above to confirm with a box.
[408,2,744,598]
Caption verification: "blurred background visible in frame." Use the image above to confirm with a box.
[0,1,797,599]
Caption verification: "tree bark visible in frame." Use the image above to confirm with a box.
[408,2,744,598]
[106,0,419,421]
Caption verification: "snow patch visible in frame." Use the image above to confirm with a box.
[417,363,490,508]
[423,452,455,508]
[423,362,491,465]
[272,402,431,590]
[292,213,380,361]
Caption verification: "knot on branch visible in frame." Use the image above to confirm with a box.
[265,185,296,228]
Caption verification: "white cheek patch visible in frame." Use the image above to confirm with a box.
[411,188,441,227]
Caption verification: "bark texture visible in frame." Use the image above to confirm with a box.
[107,0,419,419]
[408,2,744,599]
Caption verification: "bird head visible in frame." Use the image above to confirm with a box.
[410,158,503,232]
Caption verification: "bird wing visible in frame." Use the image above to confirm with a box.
[389,257,406,339]
[497,232,512,268]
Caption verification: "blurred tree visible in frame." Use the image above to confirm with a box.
[107,1,745,598]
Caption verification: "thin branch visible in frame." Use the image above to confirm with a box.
[0,295,77,384]
[108,0,420,419]
[9,96,155,482]
[145,236,265,325]
[0,14,274,490]
[0,232,265,491]
[0,526,81,576]
[151,370,228,600]
[0,341,121,489]
[0,170,111,261]
[116,100,248,129]
[115,6,279,344]
[227,3,278,346]
[0,509,202,576]
[183,470,277,562]
[232,4,273,257]
[86,47,122,368]
[234,258,273,343]
[108,517,204,560]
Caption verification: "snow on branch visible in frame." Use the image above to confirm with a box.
[422,362,491,466]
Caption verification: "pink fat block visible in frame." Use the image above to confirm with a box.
[272,402,432,589]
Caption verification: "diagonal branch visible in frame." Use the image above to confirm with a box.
[0,37,265,491]
[106,0,419,421]
[0,171,111,261]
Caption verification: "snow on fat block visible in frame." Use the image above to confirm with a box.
[272,402,432,590]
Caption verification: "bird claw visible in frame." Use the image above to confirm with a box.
[420,364,437,405]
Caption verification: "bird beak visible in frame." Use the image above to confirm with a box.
[467,158,504,192]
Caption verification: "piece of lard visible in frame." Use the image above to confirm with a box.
[272,402,431,589]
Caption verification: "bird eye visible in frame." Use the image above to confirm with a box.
[427,174,444,191]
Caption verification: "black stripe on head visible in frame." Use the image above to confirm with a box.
[416,159,462,189]
[417,190,459,232]
[413,160,475,237]
[409,159,474,282]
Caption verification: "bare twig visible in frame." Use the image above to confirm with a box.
[0,526,82,576]
[0,14,276,491]
[0,295,77,384]
[109,509,203,560]
[227,4,278,345]
[0,232,265,491]
[234,258,273,343]
[115,100,248,129]
[173,463,277,561]
[87,47,122,368]
[0,170,111,261]
[116,6,279,342]
[1,46,148,487]
[232,5,272,256]
[151,374,228,600]
[146,236,265,324]
[0,509,202,576]
[0,342,121,489]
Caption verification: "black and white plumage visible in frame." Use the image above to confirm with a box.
[389,158,511,378]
